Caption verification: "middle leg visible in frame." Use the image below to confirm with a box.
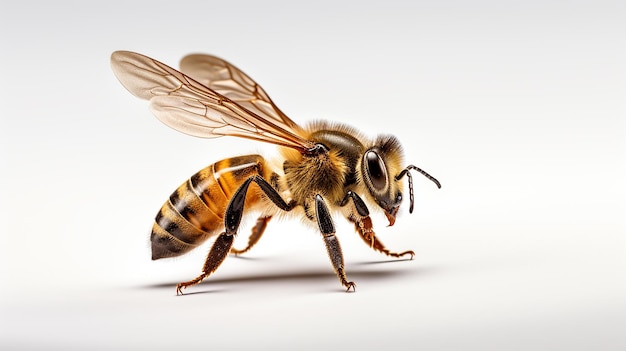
[315,194,356,292]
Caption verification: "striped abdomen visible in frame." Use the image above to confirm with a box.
[151,154,268,259]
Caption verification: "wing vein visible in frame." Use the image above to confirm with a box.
[111,51,314,152]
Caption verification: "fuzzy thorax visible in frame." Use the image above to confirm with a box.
[282,148,349,207]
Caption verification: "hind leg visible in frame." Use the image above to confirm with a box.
[176,232,234,295]
[230,216,272,255]
[177,176,294,295]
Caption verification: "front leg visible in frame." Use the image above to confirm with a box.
[315,194,356,292]
[349,216,415,259]
[341,191,414,259]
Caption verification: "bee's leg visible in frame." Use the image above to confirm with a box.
[176,232,234,295]
[225,175,294,235]
[349,216,415,259]
[230,215,272,255]
[230,171,284,254]
[316,194,356,292]
[177,176,294,295]
[341,191,414,259]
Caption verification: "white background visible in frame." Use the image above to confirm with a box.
[1,1,625,350]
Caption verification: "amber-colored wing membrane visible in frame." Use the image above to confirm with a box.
[179,54,300,131]
[110,51,314,151]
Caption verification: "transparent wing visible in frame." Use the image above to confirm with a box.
[179,53,300,131]
[110,51,314,151]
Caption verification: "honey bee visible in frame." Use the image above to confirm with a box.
[110,51,441,294]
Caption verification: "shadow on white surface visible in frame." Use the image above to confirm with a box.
[140,262,444,294]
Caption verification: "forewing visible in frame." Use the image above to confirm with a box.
[110,51,313,150]
[179,54,300,131]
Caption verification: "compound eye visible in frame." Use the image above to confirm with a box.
[365,150,388,191]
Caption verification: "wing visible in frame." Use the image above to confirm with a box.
[179,53,301,131]
[110,51,314,152]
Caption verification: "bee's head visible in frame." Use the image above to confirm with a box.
[361,135,441,226]
[361,135,406,226]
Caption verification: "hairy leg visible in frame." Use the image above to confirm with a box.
[349,215,415,259]
[230,216,272,255]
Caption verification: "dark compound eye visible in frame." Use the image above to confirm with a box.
[365,150,388,191]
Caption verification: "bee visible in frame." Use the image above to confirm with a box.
[110,51,441,294]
